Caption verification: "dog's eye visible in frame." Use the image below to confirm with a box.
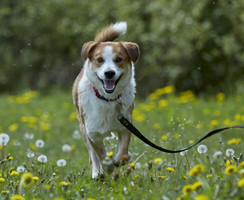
[96,58,104,63]
[115,57,122,63]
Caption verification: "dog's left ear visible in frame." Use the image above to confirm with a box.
[81,41,98,60]
[121,42,140,63]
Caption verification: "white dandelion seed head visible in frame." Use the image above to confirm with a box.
[57,159,67,167]
[135,162,141,169]
[0,133,10,146]
[26,149,35,158]
[24,133,34,140]
[213,151,223,159]
[226,149,235,157]
[35,139,45,148]
[17,165,25,173]
[180,150,188,156]
[38,155,47,163]
[72,130,81,139]
[62,144,71,152]
[197,144,208,154]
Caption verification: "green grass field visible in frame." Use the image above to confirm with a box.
[0,87,244,200]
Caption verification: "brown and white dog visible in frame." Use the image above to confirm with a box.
[72,22,139,179]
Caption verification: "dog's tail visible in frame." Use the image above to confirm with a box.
[94,21,127,42]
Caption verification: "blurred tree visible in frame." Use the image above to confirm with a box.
[0,0,244,96]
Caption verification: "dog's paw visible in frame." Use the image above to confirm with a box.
[102,157,114,174]
[113,153,131,167]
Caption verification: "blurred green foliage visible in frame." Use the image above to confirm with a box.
[1,0,244,96]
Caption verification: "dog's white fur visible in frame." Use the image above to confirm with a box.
[73,22,139,179]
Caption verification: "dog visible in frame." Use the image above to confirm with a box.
[72,22,140,179]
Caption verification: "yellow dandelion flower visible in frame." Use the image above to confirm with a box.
[188,168,198,176]
[40,121,50,131]
[236,138,242,144]
[235,114,241,121]
[10,171,19,176]
[182,184,193,194]
[154,158,162,164]
[1,190,9,194]
[225,165,237,175]
[207,174,212,178]
[20,172,34,188]
[225,160,232,166]
[130,163,135,168]
[196,123,203,129]
[163,85,175,94]
[10,194,25,200]
[59,181,67,186]
[177,194,187,200]
[9,123,19,132]
[189,140,194,144]
[159,99,168,108]
[223,119,231,126]
[174,134,180,139]
[194,194,210,200]
[239,169,244,178]
[153,123,161,130]
[33,176,39,181]
[132,110,146,122]
[155,88,165,96]
[182,175,188,179]
[210,120,218,128]
[161,135,167,141]
[237,179,244,187]
[188,164,204,176]
[8,156,14,161]
[194,164,204,173]
[69,112,76,121]
[216,92,225,103]
[160,175,166,179]
[54,198,65,200]
[0,178,5,183]
[192,181,203,191]
[166,167,175,172]
[30,144,37,151]
[149,92,159,100]
[87,198,96,200]
[227,138,236,145]
[238,161,244,169]
[70,145,76,151]
[107,152,113,158]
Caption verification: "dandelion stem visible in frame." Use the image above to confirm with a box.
[133,151,146,164]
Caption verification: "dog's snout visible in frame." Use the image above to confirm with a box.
[104,70,115,79]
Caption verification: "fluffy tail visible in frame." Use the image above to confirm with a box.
[94,21,127,42]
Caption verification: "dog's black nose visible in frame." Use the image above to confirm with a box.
[104,70,115,79]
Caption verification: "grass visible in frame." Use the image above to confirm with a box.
[0,87,244,200]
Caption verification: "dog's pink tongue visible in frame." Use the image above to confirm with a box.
[104,80,115,90]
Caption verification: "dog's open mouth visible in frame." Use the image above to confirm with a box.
[98,75,122,94]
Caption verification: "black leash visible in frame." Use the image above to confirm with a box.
[118,115,244,154]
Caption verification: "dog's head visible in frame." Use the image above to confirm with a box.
[82,41,139,95]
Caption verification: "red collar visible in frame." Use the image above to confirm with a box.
[93,87,121,102]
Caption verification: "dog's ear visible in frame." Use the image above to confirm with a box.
[121,42,140,63]
[81,41,98,60]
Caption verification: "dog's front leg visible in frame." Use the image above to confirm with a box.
[113,130,131,166]
[88,133,114,176]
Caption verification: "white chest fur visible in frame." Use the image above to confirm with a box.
[78,74,135,137]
